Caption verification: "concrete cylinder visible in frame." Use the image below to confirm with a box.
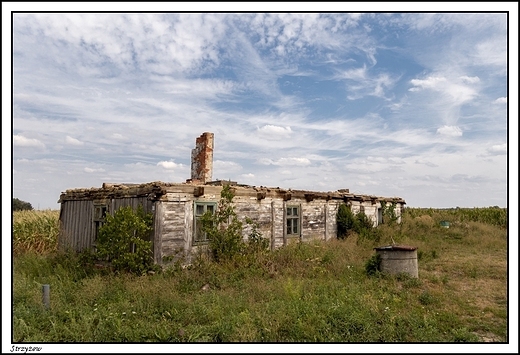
[374,245,418,278]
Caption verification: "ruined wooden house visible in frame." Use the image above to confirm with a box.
[58,132,406,264]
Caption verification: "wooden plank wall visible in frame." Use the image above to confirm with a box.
[160,202,186,258]
[59,197,155,253]
[59,200,94,252]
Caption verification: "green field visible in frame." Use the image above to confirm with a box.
[12,207,508,343]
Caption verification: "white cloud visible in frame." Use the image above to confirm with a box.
[494,97,507,104]
[65,136,84,146]
[157,161,182,169]
[436,125,463,137]
[487,143,506,155]
[258,157,311,166]
[415,159,438,167]
[84,167,105,173]
[278,157,311,166]
[459,76,480,84]
[409,76,447,91]
[13,134,45,148]
[257,125,293,140]
[214,160,242,171]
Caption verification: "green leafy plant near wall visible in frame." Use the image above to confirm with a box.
[336,204,356,239]
[96,205,155,274]
[381,201,398,225]
[201,185,246,262]
[364,253,382,276]
[201,184,269,262]
[336,204,376,240]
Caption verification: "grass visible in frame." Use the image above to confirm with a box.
[11,207,508,343]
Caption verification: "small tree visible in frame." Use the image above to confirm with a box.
[381,201,398,225]
[245,217,270,253]
[96,205,154,274]
[201,184,245,262]
[337,204,355,239]
[13,198,33,211]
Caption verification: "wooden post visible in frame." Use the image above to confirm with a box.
[42,284,50,309]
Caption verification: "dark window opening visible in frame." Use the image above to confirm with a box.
[194,202,217,244]
[286,205,300,236]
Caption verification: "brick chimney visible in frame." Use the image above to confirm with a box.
[190,132,214,184]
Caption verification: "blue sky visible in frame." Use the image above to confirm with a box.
[6,5,517,210]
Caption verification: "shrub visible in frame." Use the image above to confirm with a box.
[337,204,356,239]
[355,212,374,231]
[381,201,398,225]
[365,253,381,276]
[245,218,270,253]
[201,185,246,262]
[95,205,154,274]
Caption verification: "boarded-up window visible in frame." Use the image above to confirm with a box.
[286,205,300,236]
[193,202,216,244]
[93,203,108,242]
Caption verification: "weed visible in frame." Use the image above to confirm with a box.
[418,290,436,306]
[365,253,381,276]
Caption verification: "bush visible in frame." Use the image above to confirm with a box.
[337,204,356,239]
[13,198,33,211]
[95,205,154,274]
[201,185,246,262]
[245,218,270,253]
[381,201,398,225]
[201,185,270,263]
[365,253,381,276]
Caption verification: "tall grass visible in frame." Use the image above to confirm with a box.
[12,208,508,342]
[13,210,60,255]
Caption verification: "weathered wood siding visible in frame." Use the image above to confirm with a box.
[159,201,186,258]
[59,197,155,253]
[325,202,339,241]
[59,200,95,251]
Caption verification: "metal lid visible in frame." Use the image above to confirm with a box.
[374,245,418,251]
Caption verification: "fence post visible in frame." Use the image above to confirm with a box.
[42,284,50,309]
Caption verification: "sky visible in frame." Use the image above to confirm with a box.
[6,5,517,211]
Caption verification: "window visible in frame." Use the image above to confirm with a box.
[93,203,108,242]
[286,205,300,236]
[193,202,216,244]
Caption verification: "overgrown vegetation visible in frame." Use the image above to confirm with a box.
[336,203,380,242]
[12,206,508,342]
[96,205,155,274]
[381,201,398,225]
[201,184,270,262]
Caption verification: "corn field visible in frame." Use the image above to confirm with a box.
[13,210,60,255]
[403,207,507,229]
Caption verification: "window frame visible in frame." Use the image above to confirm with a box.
[285,204,301,238]
[193,201,217,245]
[93,203,109,242]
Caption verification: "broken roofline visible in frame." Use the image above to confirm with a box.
[58,180,406,205]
